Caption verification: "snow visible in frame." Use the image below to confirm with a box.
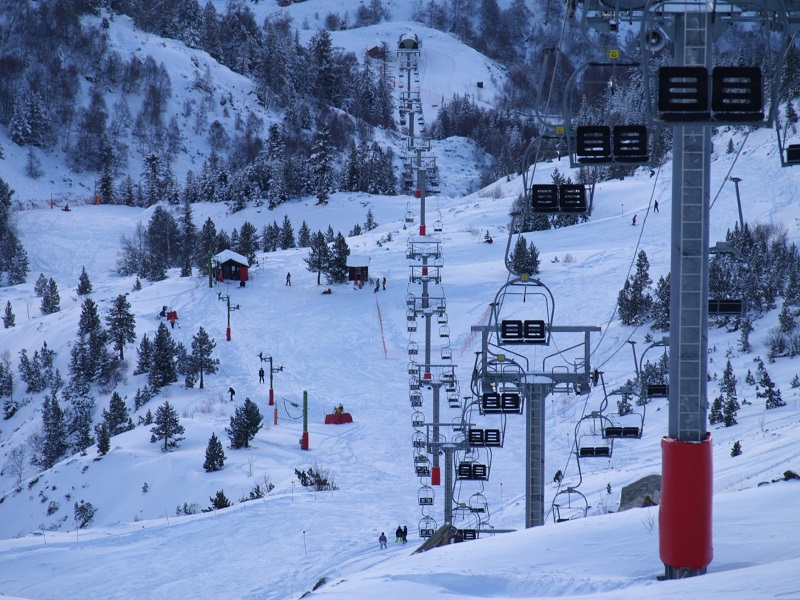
[1,3,800,600]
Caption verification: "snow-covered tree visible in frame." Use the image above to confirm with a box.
[106,294,137,361]
[77,266,93,295]
[617,250,653,325]
[150,400,185,451]
[309,129,335,205]
[148,323,178,390]
[226,397,263,449]
[325,232,350,284]
[41,278,61,315]
[203,433,226,472]
[3,301,14,328]
[305,231,330,285]
[187,327,218,389]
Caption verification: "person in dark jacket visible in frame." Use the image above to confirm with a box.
[258,367,265,383]
[402,525,408,544]
[395,526,403,543]
[379,532,387,549]
[228,387,235,401]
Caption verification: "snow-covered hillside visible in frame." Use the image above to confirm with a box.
[1,2,799,599]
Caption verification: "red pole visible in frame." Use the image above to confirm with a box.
[226,327,231,341]
[660,434,713,572]
[431,466,441,486]
[269,387,274,406]
[273,407,278,425]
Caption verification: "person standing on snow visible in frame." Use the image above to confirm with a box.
[286,272,291,286]
[402,525,408,544]
[379,532,387,549]
[382,277,386,290]
[258,367,265,384]
[375,279,381,293]
[228,387,235,402]
[395,526,403,543]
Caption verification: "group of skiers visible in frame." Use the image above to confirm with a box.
[378,526,408,548]
[374,277,386,292]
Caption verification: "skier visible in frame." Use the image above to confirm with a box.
[322,288,332,295]
[374,279,380,293]
[395,526,403,543]
[258,367,265,384]
[379,532,387,549]
[382,277,386,290]
[402,525,408,544]
[653,200,659,213]
[632,214,637,226]
[286,272,291,286]
[228,387,235,402]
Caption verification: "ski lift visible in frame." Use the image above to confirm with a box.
[437,312,448,325]
[407,361,419,375]
[480,392,523,415]
[441,346,452,361]
[411,411,425,429]
[410,391,422,407]
[448,394,461,409]
[439,325,450,338]
[407,320,417,333]
[412,431,426,449]
[408,341,419,356]
[418,485,435,506]
[434,219,443,232]
[469,492,489,515]
[468,428,502,447]
[577,433,612,458]
[407,309,417,322]
[419,516,437,538]
[552,487,588,523]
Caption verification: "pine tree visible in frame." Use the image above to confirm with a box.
[309,129,335,205]
[148,323,178,390]
[739,316,753,352]
[179,198,197,271]
[651,274,671,331]
[33,392,69,470]
[69,298,111,385]
[730,440,742,457]
[279,215,295,249]
[509,236,528,275]
[41,278,61,315]
[69,395,96,454]
[188,327,218,389]
[0,356,12,400]
[103,391,134,436]
[709,395,724,424]
[778,304,796,333]
[325,233,350,284]
[3,301,14,328]
[722,396,740,427]
[364,209,378,231]
[203,433,226,472]
[150,400,185,451]
[34,273,48,297]
[95,421,111,456]
[106,294,137,361]
[297,221,312,247]
[226,397,263,449]
[209,489,232,510]
[77,266,93,295]
[305,231,330,285]
[238,221,259,264]
[617,250,653,325]
[195,217,218,270]
[757,368,786,409]
[134,334,154,375]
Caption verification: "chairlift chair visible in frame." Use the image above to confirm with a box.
[407,320,417,332]
[419,516,437,538]
[408,341,419,356]
[410,391,423,407]
[412,411,425,429]
[552,487,588,523]
[439,325,450,338]
[448,394,461,409]
[412,431,426,449]
[418,485,435,506]
[441,346,452,360]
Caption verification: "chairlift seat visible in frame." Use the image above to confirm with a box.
[559,185,587,212]
[501,392,522,412]
[416,465,430,477]
[531,184,559,213]
[613,125,649,162]
[604,426,641,439]
[658,66,710,121]
[419,496,434,506]
[460,529,478,540]
[484,429,502,446]
[579,446,611,458]
[711,66,763,122]
[481,392,502,413]
[786,144,800,165]
[647,383,669,398]
[708,298,743,316]
[576,125,611,163]
[420,528,435,538]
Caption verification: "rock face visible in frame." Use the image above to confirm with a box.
[619,474,662,511]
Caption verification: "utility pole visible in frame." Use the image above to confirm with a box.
[218,293,239,341]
